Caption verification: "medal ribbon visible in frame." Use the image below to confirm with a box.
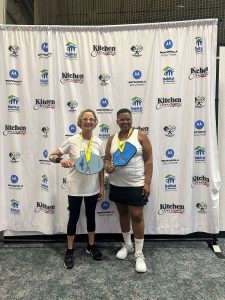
[81,133,93,162]
[118,128,133,152]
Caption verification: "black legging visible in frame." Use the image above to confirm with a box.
[67,194,98,236]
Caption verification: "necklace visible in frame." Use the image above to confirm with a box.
[80,133,93,162]
[118,128,133,153]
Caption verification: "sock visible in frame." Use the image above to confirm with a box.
[122,232,132,247]
[134,238,144,256]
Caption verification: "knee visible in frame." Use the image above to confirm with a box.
[130,212,143,223]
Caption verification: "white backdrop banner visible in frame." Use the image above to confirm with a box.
[0,19,220,235]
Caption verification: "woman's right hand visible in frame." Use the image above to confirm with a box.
[60,159,73,168]
[104,161,115,174]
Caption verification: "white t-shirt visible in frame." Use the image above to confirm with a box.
[59,134,104,196]
[109,129,145,187]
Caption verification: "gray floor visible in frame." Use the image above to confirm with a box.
[1,239,225,300]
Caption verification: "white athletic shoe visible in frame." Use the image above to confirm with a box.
[135,254,147,273]
[116,244,134,260]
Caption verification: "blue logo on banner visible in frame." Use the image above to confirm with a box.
[69,124,76,133]
[41,42,48,52]
[166,149,174,158]
[164,39,173,49]
[9,69,19,79]
[101,201,110,210]
[43,150,48,158]
[11,175,19,184]
[195,120,204,130]
[133,70,142,80]
[100,98,109,107]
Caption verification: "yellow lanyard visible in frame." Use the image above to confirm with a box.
[118,128,133,152]
[81,133,93,162]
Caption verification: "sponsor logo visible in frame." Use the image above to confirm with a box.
[158,203,184,215]
[98,73,110,86]
[3,124,26,136]
[194,120,206,136]
[194,146,206,163]
[10,199,21,215]
[156,97,181,109]
[134,126,149,135]
[38,42,52,58]
[66,42,78,59]
[39,150,51,165]
[161,149,179,165]
[163,66,175,84]
[40,69,49,85]
[196,202,207,213]
[195,36,203,53]
[91,45,116,57]
[35,202,55,214]
[165,174,177,191]
[9,151,21,163]
[6,69,22,85]
[33,99,55,110]
[8,95,20,112]
[41,175,49,191]
[99,124,110,139]
[195,96,205,108]
[65,124,77,137]
[41,126,49,138]
[131,96,143,113]
[192,175,210,187]
[97,200,115,216]
[8,175,23,190]
[160,39,177,56]
[131,45,143,56]
[96,98,113,114]
[67,100,78,112]
[129,70,146,86]
[163,124,176,137]
[101,201,110,210]
[60,72,84,84]
[189,67,208,80]
[9,45,19,57]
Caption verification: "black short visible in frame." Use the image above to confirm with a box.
[109,184,148,206]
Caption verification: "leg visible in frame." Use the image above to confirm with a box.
[64,196,82,269]
[128,205,146,273]
[128,205,144,240]
[115,203,134,259]
[84,195,103,261]
[84,194,98,245]
[115,202,130,233]
[67,195,83,249]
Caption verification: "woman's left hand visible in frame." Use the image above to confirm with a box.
[97,186,105,201]
[142,184,150,199]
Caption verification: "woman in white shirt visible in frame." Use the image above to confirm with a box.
[49,109,104,269]
[104,108,153,273]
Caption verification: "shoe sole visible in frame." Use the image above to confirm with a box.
[136,269,147,273]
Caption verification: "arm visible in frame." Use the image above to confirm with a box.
[104,135,116,174]
[49,148,73,168]
[97,169,105,201]
[138,131,153,198]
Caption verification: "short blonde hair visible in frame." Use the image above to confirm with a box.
[77,109,98,128]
